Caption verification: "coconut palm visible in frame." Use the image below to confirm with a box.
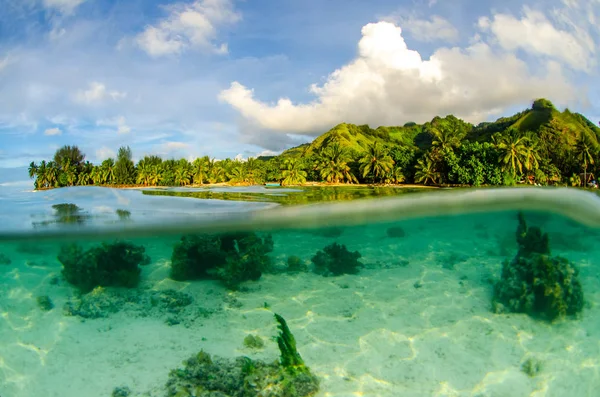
[493,130,529,179]
[228,162,248,184]
[174,161,192,186]
[281,158,307,186]
[359,142,394,183]
[28,161,38,179]
[192,156,210,185]
[148,165,162,186]
[575,132,596,186]
[101,158,115,184]
[316,142,357,184]
[386,166,405,184]
[414,156,439,185]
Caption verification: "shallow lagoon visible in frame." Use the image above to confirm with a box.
[1,186,600,397]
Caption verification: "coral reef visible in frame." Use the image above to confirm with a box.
[492,212,584,321]
[58,240,151,293]
[286,255,308,272]
[170,232,274,289]
[164,314,319,397]
[311,242,362,276]
[63,287,198,322]
[36,295,54,311]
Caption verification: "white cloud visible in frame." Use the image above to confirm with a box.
[44,127,62,135]
[96,115,131,134]
[395,15,459,43]
[43,0,87,14]
[96,146,116,160]
[75,82,127,104]
[135,0,241,57]
[219,21,576,135]
[164,141,189,150]
[478,6,595,71]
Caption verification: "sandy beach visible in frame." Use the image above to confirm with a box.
[1,212,599,397]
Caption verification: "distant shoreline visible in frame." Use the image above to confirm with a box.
[34,182,442,192]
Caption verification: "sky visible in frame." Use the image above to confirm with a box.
[0,0,598,168]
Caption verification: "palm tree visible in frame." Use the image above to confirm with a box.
[35,160,48,188]
[429,126,464,151]
[136,161,151,186]
[62,160,77,186]
[359,142,394,183]
[386,166,405,184]
[28,161,38,179]
[101,158,115,184]
[208,160,225,183]
[192,156,210,185]
[90,166,104,185]
[77,171,91,186]
[316,142,357,184]
[523,134,542,174]
[228,163,248,184]
[575,132,596,186]
[148,165,162,186]
[281,158,307,186]
[414,156,439,185]
[493,130,529,179]
[174,161,192,186]
[45,161,59,188]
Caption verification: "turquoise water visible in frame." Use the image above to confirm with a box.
[1,186,600,397]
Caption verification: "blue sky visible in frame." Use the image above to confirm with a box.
[0,0,598,168]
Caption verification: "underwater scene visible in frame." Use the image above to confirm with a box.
[2,187,600,397]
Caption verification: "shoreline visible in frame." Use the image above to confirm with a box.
[33,182,442,192]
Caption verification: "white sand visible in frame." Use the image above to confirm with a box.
[1,215,600,397]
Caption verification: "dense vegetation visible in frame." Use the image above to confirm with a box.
[29,99,600,188]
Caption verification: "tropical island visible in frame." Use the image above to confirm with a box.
[28,98,600,190]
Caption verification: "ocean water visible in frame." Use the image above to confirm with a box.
[1,185,600,397]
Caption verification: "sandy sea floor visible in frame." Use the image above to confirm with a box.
[1,212,600,397]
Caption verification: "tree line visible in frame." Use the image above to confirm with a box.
[28,101,600,189]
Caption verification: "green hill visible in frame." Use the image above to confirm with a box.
[280,99,600,158]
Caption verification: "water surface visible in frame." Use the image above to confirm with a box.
[1,186,599,397]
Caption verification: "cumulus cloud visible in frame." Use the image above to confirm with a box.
[219,21,576,136]
[96,116,131,134]
[75,82,127,104]
[43,0,87,14]
[95,146,115,161]
[393,15,459,43]
[44,127,61,135]
[135,0,241,57]
[478,6,595,71]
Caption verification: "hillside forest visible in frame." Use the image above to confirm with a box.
[28,99,600,189]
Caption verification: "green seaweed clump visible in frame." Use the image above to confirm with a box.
[58,240,151,293]
[164,314,319,397]
[311,242,362,276]
[170,232,274,289]
[492,212,584,321]
[243,334,264,349]
[521,357,543,377]
[36,295,54,311]
[286,255,307,272]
